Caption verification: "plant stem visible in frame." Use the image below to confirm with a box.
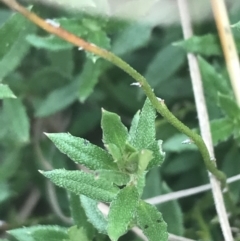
[1,0,226,185]
[210,0,240,106]
[177,0,233,240]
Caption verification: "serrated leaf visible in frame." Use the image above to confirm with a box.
[0,12,36,79]
[131,98,156,149]
[42,169,118,202]
[112,23,152,55]
[80,195,108,234]
[35,79,79,117]
[86,29,111,50]
[198,56,231,102]
[9,226,67,241]
[107,185,139,241]
[97,170,130,186]
[46,133,117,170]
[136,201,168,241]
[174,34,222,56]
[0,84,16,99]
[218,93,240,119]
[211,118,234,145]
[32,227,68,241]
[2,98,29,145]
[145,45,185,88]
[101,109,128,154]
[146,140,165,169]
[128,110,140,143]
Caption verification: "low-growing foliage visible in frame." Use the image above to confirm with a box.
[0,1,240,241]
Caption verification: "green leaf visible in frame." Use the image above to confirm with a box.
[101,109,128,154]
[0,182,11,204]
[78,59,106,103]
[105,143,122,162]
[137,149,153,174]
[128,99,164,169]
[163,152,199,175]
[47,49,74,76]
[107,185,139,241]
[26,18,87,51]
[231,21,240,30]
[46,133,118,170]
[8,226,67,241]
[0,12,36,79]
[112,23,152,55]
[143,170,183,235]
[211,118,234,145]
[68,196,94,241]
[146,140,165,169]
[198,56,231,101]
[41,169,118,202]
[131,98,156,149]
[163,134,197,152]
[27,17,110,56]
[2,98,30,145]
[174,34,222,56]
[145,45,185,88]
[35,79,79,117]
[218,93,240,119]
[69,193,87,228]
[0,149,21,182]
[32,227,68,241]
[66,226,90,241]
[26,34,73,51]
[136,201,168,241]
[157,183,184,236]
[128,110,140,143]
[97,170,130,186]
[0,84,16,99]
[222,146,240,202]
[80,195,108,234]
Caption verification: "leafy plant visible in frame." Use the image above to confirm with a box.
[0,0,240,241]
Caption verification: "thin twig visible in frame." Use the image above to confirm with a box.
[177,0,233,240]
[210,0,240,106]
[33,131,72,224]
[17,188,41,222]
[0,0,226,185]
[145,173,240,205]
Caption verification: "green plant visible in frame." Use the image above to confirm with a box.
[1,0,240,241]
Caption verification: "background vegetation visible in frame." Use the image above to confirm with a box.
[1,1,240,240]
